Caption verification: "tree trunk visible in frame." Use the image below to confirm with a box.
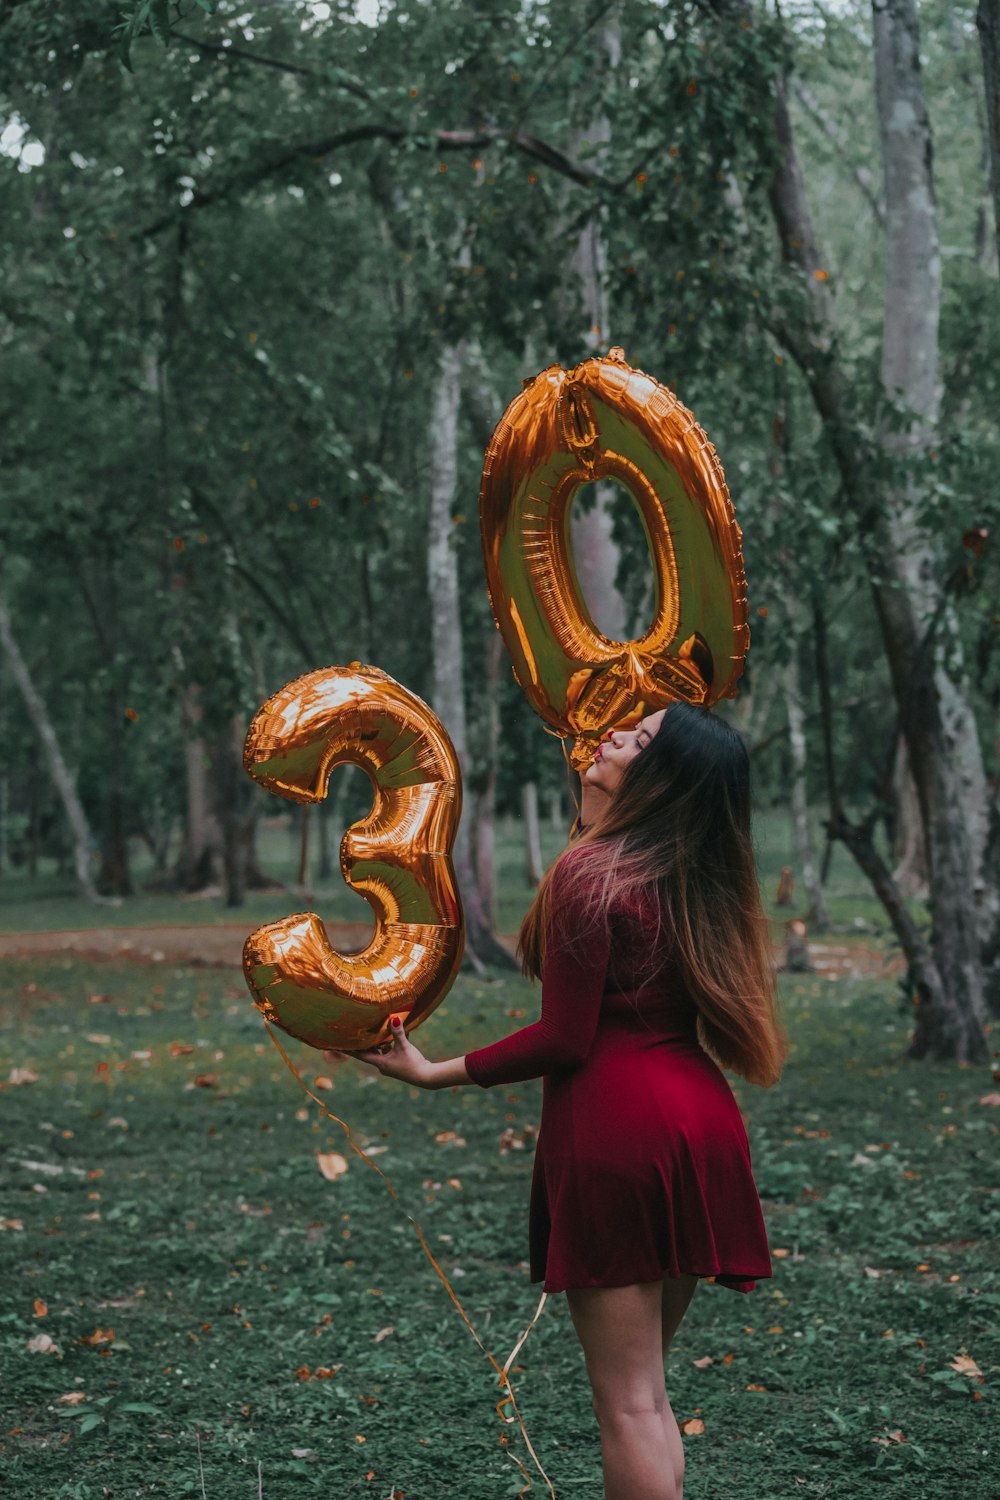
[743,0,991,1061]
[427,341,515,970]
[211,712,255,909]
[97,688,133,898]
[785,643,830,930]
[473,627,503,927]
[0,595,102,902]
[564,24,630,650]
[871,0,989,1061]
[977,0,1000,273]
[172,683,222,892]
[891,736,928,900]
[522,781,544,888]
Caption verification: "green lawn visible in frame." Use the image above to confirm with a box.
[1,950,996,1499]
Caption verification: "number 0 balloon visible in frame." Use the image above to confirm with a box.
[480,346,749,768]
[242,664,464,1053]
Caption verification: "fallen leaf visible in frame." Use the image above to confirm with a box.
[193,1073,219,1088]
[316,1152,349,1181]
[1,1219,24,1232]
[691,1355,714,1368]
[434,1131,466,1146]
[8,1067,39,1086]
[977,1092,1000,1106]
[27,1333,59,1354]
[33,1299,48,1318]
[295,1366,313,1381]
[771,1248,789,1259]
[131,1050,152,1061]
[373,1326,395,1343]
[86,1034,111,1045]
[681,1417,705,1435]
[78,1327,115,1346]
[57,1392,87,1406]
[313,1076,334,1091]
[107,1117,128,1129]
[949,1353,983,1378]
[291,1447,312,1458]
[169,1042,195,1057]
[723,1353,734,1366]
[745,1384,767,1391]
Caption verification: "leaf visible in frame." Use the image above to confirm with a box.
[58,1392,87,1405]
[313,1076,334,1091]
[33,1299,48,1317]
[977,1092,1000,1106]
[692,1354,714,1368]
[193,1073,219,1088]
[681,1417,705,1434]
[26,1333,59,1354]
[78,1327,115,1346]
[8,1067,39,1086]
[79,1413,104,1435]
[118,1402,162,1414]
[948,1353,982,1378]
[148,0,172,48]
[0,1219,24,1231]
[373,1326,394,1343]
[194,0,217,10]
[316,1152,349,1181]
[434,1131,466,1146]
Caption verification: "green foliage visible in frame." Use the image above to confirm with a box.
[0,0,997,891]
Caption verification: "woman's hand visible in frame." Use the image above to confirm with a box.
[347,1014,437,1089]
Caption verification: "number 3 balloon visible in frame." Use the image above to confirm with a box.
[479,346,749,769]
[242,664,464,1053]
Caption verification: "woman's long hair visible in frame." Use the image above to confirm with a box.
[518,701,787,1088]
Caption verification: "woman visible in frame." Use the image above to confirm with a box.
[352,700,787,1500]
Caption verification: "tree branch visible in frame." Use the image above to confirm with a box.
[141,123,603,236]
[791,80,885,229]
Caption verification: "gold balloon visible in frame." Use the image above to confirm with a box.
[479,346,749,768]
[242,664,464,1052]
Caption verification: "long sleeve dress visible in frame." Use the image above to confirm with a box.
[463,849,773,1294]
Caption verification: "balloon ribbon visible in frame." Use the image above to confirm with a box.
[264,1021,555,1498]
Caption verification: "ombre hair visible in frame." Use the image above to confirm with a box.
[518,701,787,1089]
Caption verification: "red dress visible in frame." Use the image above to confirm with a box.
[463,849,773,1294]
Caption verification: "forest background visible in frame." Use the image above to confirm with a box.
[2,0,1000,1054]
[2,4,1000,1498]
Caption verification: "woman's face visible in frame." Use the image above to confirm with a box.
[583,708,667,795]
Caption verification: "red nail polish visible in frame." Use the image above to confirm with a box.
[390,1014,401,1027]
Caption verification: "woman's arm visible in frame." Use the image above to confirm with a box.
[462,905,611,1088]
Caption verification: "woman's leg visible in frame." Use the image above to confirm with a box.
[565,1281,678,1500]
[660,1273,699,1495]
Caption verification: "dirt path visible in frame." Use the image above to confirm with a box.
[0,924,902,979]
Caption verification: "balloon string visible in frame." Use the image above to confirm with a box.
[263,1021,556,1499]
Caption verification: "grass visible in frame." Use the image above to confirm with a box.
[1,949,997,1500]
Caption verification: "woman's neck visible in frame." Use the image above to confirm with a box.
[578,781,610,832]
